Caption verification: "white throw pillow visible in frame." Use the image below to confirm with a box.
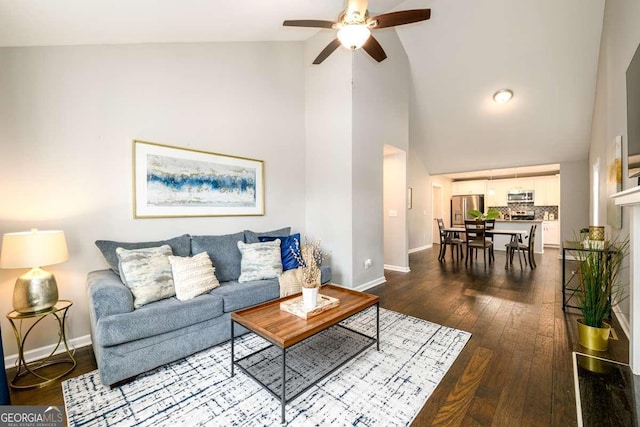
[168,252,220,301]
[237,240,283,283]
[116,245,175,308]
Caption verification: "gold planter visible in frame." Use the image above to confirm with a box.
[577,319,611,351]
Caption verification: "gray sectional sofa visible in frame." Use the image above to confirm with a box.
[87,228,330,387]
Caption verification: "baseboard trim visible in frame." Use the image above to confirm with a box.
[354,277,387,291]
[612,306,630,341]
[384,265,411,273]
[409,244,432,254]
[4,334,92,368]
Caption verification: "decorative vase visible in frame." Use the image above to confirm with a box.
[577,319,611,351]
[302,287,319,311]
[588,226,605,241]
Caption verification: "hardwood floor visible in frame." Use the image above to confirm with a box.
[6,246,629,426]
[370,246,628,426]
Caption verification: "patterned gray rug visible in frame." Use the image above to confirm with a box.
[63,308,470,426]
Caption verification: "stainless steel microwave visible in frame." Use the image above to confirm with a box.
[507,190,534,203]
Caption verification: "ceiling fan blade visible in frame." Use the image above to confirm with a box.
[282,20,335,29]
[347,0,369,17]
[313,38,342,64]
[362,35,387,62]
[369,9,431,29]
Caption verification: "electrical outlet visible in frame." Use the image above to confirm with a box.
[364,259,372,269]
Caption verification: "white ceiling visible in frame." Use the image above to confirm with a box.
[0,0,606,176]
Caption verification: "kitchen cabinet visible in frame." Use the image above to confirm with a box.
[542,220,560,246]
[452,180,487,196]
[487,179,510,207]
[534,175,560,206]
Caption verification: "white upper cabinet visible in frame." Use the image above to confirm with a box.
[451,180,487,196]
[534,175,560,206]
[487,179,509,207]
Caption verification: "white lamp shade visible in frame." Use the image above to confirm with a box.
[337,25,371,50]
[0,229,68,269]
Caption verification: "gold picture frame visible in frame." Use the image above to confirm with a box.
[133,140,264,218]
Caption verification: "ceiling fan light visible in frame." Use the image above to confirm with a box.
[337,25,371,50]
[493,89,513,104]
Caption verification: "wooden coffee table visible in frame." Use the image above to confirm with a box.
[230,284,379,423]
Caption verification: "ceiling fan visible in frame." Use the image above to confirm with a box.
[283,0,431,64]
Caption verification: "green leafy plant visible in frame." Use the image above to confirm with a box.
[468,208,500,220]
[576,234,629,328]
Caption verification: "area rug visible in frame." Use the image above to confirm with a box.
[63,308,471,426]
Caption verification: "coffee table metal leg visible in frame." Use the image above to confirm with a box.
[230,320,235,377]
[376,302,380,351]
[281,347,286,423]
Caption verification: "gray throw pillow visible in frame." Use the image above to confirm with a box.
[116,245,175,309]
[191,232,245,282]
[96,234,191,275]
[244,227,291,244]
[237,240,283,283]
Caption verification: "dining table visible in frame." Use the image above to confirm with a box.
[442,227,529,269]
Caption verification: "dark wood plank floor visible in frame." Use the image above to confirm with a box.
[5,246,629,426]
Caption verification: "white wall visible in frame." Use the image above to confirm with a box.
[305,30,410,288]
[352,30,410,284]
[560,160,590,243]
[0,42,306,356]
[304,32,354,286]
[588,0,640,331]
[383,149,408,270]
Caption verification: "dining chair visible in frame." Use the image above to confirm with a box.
[437,218,464,261]
[506,224,537,268]
[485,219,496,261]
[464,220,493,268]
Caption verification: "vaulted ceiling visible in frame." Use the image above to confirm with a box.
[0,0,606,175]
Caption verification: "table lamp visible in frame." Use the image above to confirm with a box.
[0,229,68,313]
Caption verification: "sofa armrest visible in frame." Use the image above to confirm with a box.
[87,270,134,320]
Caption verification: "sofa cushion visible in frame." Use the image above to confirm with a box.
[168,252,220,301]
[94,293,224,347]
[116,245,176,309]
[259,233,301,271]
[191,232,244,283]
[210,280,279,313]
[96,234,191,275]
[237,240,283,283]
[244,227,291,244]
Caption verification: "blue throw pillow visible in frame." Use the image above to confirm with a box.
[259,233,301,271]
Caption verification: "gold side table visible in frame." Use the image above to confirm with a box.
[6,300,77,389]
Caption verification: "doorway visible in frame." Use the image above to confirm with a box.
[432,184,443,244]
[383,145,409,272]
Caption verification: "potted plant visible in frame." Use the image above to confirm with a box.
[575,233,629,351]
[468,208,500,220]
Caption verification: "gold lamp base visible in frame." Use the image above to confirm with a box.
[13,267,59,313]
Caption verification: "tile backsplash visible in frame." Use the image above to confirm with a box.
[489,205,559,220]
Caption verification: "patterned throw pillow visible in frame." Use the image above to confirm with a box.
[116,245,175,309]
[278,268,303,297]
[168,252,220,301]
[237,240,283,283]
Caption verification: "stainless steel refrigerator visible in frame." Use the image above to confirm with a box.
[451,195,485,227]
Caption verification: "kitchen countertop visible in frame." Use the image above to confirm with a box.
[495,219,544,223]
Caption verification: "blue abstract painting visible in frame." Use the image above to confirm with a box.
[134,141,264,217]
[146,154,256,207]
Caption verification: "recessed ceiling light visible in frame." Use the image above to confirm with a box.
[493,89,513,103]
